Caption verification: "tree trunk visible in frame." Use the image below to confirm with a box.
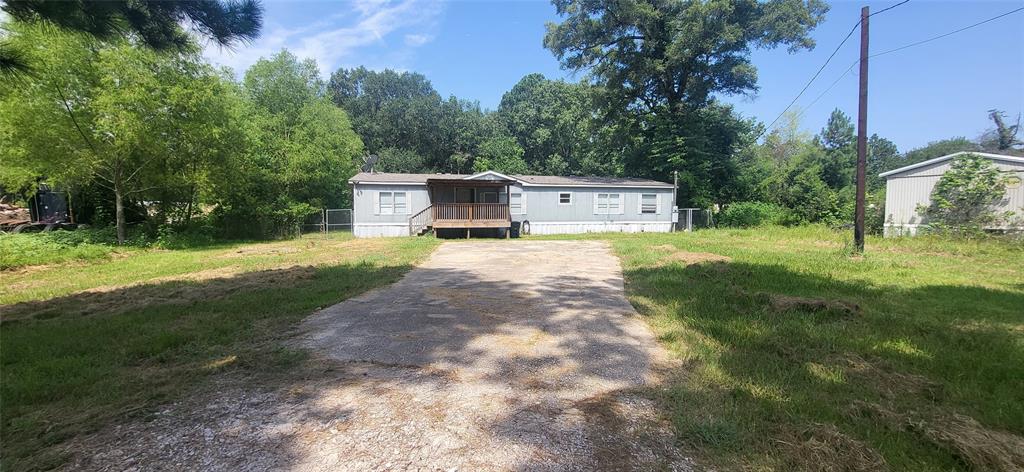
[114,182,126,245]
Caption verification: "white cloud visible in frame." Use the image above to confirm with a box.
[204,0,443,77]
[404,33,433,47]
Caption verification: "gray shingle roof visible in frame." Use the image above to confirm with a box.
[349,172,673,188]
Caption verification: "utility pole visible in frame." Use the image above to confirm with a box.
[854,6,869,253]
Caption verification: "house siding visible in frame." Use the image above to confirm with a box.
[350,178,676,238]
[883,157,1024,236]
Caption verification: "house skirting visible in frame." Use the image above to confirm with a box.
[526,221,672,235]
[353,223,410,238]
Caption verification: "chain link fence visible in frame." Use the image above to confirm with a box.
[302,209,352,235]
[675,208,714,231]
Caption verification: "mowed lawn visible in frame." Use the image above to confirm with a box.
[0,233,439,470]
[2,227,1022,471]
[542,226,1023,471]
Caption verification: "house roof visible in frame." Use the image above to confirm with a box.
[348,172,674,188]
[879,152,1024,178]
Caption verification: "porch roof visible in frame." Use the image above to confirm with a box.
[425,178,515,186]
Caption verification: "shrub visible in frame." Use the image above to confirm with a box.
[918,154,1012,237]
[719,201,790,227]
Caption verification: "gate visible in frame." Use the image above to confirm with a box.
[303,209,352,235]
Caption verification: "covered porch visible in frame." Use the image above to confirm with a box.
[415,177,513,237]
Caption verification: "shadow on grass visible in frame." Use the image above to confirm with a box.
[1,242,685,471]
[624,259,1024,470]
[0,262,413,471]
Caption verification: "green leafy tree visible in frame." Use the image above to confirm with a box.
[816,108,856,189]
[0,24,242,243]
[901,137,980,167]
[544,0,827,115]
[472,136,529,175]
[497,74,601,174]
[921,154,1011,235]
[1,0,263,74]
[375,147,429,173]
[544,0,825,206]
[211,50,363,238]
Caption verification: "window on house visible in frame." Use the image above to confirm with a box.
[394,192,407,214]
[558,192,572,205]
[595,193,622,214]
[378,191,407,215]
[510,193,523,214]
[640,194,658,214]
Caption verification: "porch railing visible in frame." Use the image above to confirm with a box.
[408,205,433,235]
[432,203,510,223]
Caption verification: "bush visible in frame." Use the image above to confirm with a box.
[718,201,791,227]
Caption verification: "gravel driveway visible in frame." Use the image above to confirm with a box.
[71,241,691,471]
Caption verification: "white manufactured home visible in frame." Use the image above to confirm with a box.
[349,171,676,237]
[880,152,1024,236]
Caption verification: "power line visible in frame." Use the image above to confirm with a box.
[761,2,1015,138]
[869,0,910,18]
[871,5,1024,58]
[790,5,1024,124]
[754,0,912,141]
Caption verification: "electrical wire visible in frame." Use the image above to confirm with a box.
[758,2,1024,140]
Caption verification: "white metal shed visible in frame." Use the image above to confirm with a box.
[880,152,1024,236]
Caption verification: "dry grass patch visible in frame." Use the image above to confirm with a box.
[766,294,860,316]
[848,401,1024,472]
[774,423,888,472]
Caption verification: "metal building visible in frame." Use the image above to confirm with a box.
[880,152,1024,236]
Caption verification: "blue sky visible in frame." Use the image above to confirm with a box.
[204,0,1024,152]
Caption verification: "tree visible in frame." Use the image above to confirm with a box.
[472,137,529,174]
[544,0,827,116]
[210,50,364,237]
[543,0,825,207]
[921,154,1011,235]
[980,109,1022,152]
[497,74,600,174]
[815,109,856,189]
[375,147,429,173]
[0,24,243,243]
[1,0,262,74]
[866,134,899,190]
[902,137,981,167]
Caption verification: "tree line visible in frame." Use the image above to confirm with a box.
[2,0,1020,242]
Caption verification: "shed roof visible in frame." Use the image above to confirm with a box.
[879,152,1024,178]
[349,172,674,188]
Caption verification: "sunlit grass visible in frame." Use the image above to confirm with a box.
[540,226,1023,470]
[0,233,439,470]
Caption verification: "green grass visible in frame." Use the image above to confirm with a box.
[537,226,1024,470]
[0,231,124,270]
[0,232,439,470]
[4,227,1022,470]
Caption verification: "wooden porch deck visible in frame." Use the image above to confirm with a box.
[430,203,510,229]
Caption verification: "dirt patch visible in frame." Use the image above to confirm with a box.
[847,401,1024,472]
[767,294,860,316]
[774,423,887,472]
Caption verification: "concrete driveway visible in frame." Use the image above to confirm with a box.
[298,240,689,470]
[71,241,690,471]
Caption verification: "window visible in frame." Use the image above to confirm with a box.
[640,194,658,214]
[595,193,622,215]
[510,193,524,214]
[378,191,408,215]
[558,192,572,205]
